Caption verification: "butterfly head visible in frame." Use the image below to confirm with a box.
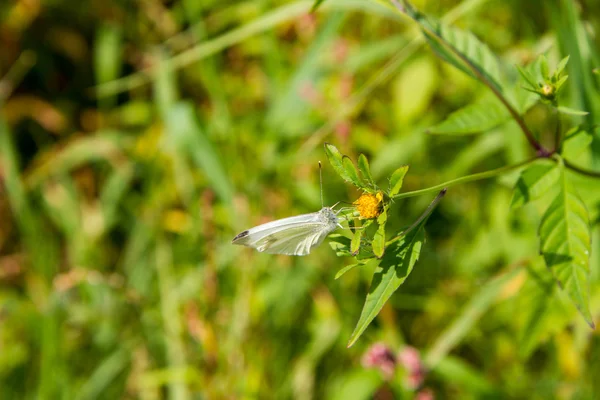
[319,207,341,230]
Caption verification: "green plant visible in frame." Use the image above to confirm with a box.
[323,0,599,347]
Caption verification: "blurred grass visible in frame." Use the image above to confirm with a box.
[1,0,600,399]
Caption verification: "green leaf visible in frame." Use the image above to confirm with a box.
[325,143,365,188]
[510,162,560,208]
[540,55,550,80]
[556,106,589,116]
[554,75,569,92]
[556,55,570,76]
[358,154,376,188]
[562,128,593,158]
[388,165,409,197]
[347,217,426,347]
[335,261,367,280]
[329,232,374,260]
[372,209,387,258]
[539,165,594,328]
[401,2,505,94]
[325,143,345,175]
[328,234,353,257]
[427,98,510,135]
[516,65,538,90]
[343,156,366,189]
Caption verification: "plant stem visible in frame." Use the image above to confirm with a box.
[564,159,600,178]
[553,100,562,152]
[392,157,537,200]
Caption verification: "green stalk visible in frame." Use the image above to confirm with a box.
[392,157,538,200]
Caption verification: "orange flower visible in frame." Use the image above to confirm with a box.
[353,192,383,219]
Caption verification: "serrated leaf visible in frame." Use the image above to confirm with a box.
[389,165,409,197]
[358,154,376,188]
[335,261,367,280]
[562,128,593,158]
[427,98,509,135]
[539,165,594,328]
[557,106,589,116]
[401,3,506,94]
[372,209,387,258]
[510,162,560,208]
[347,218,426,347]
[342,156,366,189]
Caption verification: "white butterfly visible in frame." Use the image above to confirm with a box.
[232,206,343,256]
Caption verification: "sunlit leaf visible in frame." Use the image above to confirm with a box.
[556,55,570,76]
[427,98,509,135]
[372,209,387,258]
[325,143,365,189]
[556,106,589,116]
[335,261,367,280]
[510,161,560,208]
[539,164,593,328]
[358,154,376,188]
[517,65,538,90]
[401,1,506,94]
[389,165,409,197]
[328,234,353,257]
[342,156,366,189]
[562,128,593,158]
[347,217,426,347]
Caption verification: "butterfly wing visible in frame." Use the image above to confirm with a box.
[232,211,336,256]
[253,224,332,255]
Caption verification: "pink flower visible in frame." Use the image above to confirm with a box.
[397,346,426,389]
[361,342,397,379]
[415,388,435,400]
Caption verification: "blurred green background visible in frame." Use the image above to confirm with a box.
[1,0,600,398]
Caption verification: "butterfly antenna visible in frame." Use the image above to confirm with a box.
[319,161,324,208]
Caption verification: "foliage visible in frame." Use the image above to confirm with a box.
[1,0,600,399]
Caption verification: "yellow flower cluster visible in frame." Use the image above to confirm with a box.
[353,192,384,219]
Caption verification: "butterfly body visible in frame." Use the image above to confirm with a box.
[232,207,340,256]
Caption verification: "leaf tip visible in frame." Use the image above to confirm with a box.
[589,320,596,330]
